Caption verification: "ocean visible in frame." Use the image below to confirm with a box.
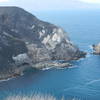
[0,10,100,100]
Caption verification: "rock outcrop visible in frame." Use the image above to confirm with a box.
[92,43,100,55]
[0,7,86,79]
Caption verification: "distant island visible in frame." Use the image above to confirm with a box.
[0,7,86,80]
[92,43,100,55]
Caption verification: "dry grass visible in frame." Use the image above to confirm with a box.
[6,94,80,100]
[6,95,60,100]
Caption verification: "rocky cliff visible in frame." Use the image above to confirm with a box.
[92,43,100,55]
[0,7,86,79]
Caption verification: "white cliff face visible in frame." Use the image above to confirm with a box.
[42,35,51,44]
[39,29,45,38]
[42,28,70,50]
[31,25,35,29]
[52,33,61,42]
[12,53,31,65]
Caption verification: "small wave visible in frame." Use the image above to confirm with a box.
[76,58,85,62]
[86,79,100,85]
[0,77,14,83]
[41,64,77,70]
[42,67,52,71]
[89,45,93,50]
[54,65,78,70]
[86,53,91,58]
[68,66,78,69]
[56,67,65,70]
[63,86,79,91]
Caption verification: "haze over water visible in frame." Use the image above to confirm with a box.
[0,10,100,100]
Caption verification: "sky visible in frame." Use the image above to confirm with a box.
[0,0,100,11]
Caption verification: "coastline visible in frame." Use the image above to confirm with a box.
[0,73,21,82]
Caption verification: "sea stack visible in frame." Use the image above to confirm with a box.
[92,43,100,55]
[0,7,86,79]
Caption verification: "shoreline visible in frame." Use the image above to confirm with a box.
[0,51,87,82]
[0,73,21,82]
[0,62,71,82]
[0,58,84,82]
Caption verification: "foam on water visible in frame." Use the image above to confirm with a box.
[0,78,13,83]
[86,79,100,85]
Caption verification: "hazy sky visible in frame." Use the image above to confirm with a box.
[0,0,100,11]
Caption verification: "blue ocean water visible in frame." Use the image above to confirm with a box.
[0,10,100,100]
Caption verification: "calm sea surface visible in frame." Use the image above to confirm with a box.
[0,10,100,100]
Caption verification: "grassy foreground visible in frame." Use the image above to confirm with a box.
[6,95,64,100]
[6,95,80,100]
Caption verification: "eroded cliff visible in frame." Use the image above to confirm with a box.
[0,7,86,79]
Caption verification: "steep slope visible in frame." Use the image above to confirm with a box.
[0,7,85,79]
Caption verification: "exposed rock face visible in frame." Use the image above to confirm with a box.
[34,61,72,69]
[92,43,100,55]
[0,7,86,79]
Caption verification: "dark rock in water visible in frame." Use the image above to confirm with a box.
[0,6,86,79]
[92,43,100,55]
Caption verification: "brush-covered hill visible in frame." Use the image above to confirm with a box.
[0,7,86,79]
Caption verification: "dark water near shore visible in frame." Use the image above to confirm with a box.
[0,10,100,100]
